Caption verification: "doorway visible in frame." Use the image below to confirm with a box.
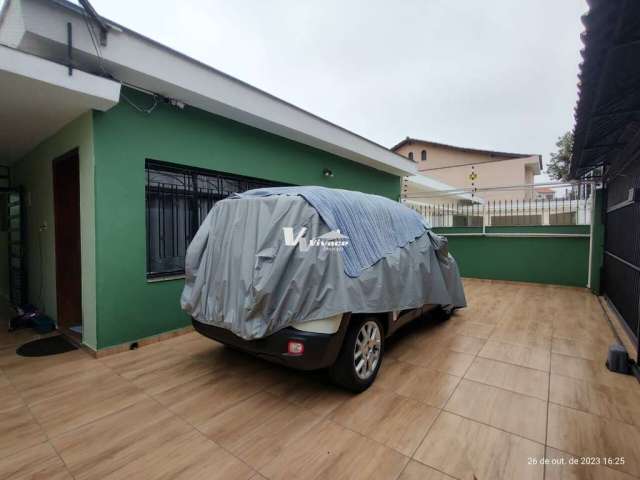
[53,149,82,339]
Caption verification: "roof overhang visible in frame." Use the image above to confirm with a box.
[570,0,640,178]
[0,0,417,176]
[392,137,538,162]
[0,44,120,163]
[524,155,543,175]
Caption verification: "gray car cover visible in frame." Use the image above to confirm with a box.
[181,195,466,340]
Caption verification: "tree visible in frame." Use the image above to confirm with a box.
[547,132,574,181]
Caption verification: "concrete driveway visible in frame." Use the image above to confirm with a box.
[1,279,639,480]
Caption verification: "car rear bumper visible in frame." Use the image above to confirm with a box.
[191,314,350,371]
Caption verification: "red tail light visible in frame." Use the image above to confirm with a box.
[287,340,304,356]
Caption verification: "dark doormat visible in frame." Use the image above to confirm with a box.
[16,335,78,357]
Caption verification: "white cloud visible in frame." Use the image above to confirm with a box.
[88,0,587,179]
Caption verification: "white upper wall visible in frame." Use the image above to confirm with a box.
[0,44,120,162]
[0,0,417,177]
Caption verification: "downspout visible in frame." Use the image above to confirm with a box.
[586,182,596,289]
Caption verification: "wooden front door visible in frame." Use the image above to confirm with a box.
[53,149,82,329]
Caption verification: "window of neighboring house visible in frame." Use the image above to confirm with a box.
[421,150,427,161]
[408,152,414,161]
[145,160,286,279]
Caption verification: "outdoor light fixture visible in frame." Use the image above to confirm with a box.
[323,168,334,178]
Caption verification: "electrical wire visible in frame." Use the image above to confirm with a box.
[121,91,160,114]
[81,8,108,77]
[81,8,160,114]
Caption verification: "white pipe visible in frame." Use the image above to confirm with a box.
[587,192,596,289]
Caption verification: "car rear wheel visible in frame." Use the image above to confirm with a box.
[330,316,384,392]
[432,305,453,323]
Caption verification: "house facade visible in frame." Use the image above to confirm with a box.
[0,0,416,352]
[392,137,542,201]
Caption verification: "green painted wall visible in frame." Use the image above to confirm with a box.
[432,225,590,287]
[12,113,98,348]
[92,88,401,349]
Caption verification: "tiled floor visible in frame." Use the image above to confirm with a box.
[1,279,639,479]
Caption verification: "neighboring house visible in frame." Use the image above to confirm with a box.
[0,0,417,353]
[392,137,542,201]
[534,187,556,200]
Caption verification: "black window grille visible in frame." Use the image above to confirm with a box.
[145,160,286,278]
[421,150,427,161]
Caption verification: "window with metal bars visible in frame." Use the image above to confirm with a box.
[145,160,286,278]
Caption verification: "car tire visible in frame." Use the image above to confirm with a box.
[329,316,384,393]
[432,305,453,323]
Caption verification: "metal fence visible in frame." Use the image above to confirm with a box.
[403,182,595,227]
[602,157,640,346]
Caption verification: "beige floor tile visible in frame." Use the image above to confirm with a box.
[51,397,204,479]
[102,345,215,395]
[450,321,496,339]
[414,411,544,480]
[330,386,439,456]
[2,350,96,387]
[550,374,640,426]
[375,358,421,392]
[547,403,640,477]
[249,474,268,480]
[440,334,487,355]
[17,362,115,405]
[544,447,636,480]
[412,331,487,356]
[99,429,253,480]
[395,366,461,408]
[392,342,441,367]
[266,374,351,417]
[153,368,271,426]
[28,372,147,437]
[406,348,474,376]
[551,353,638,389]
[551,336,611,361]
[490,326,552,350]
[199,391,322,469]
[0,441,72,480]
[259,419,408,480]
[445,379,547,443]
[0,377,24,413]
[553,322,616,345]
[0,282,634,480]
[465,357,549,400]
[478,339,550,371]
[0,405,47,460]
[398,460,455,480]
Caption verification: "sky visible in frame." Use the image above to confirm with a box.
[82,0,586,179]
